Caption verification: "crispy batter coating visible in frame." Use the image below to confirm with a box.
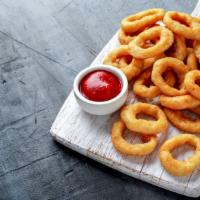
[121,103,168,135]
[103,45,143,81]
[160,134,200,176]
[128,26,174,59]
[112,120,157,155]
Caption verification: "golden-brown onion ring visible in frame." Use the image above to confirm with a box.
[160,134,200,176]
[163,11,200,40]
[152,57,188,96]
[164,108,200,133]
[121,103,168,135]
[121,8,164,33]
[165,34,187,61]
[184,70,200,100]
[128,26,174,59]
[160,94,200,110]
[111,120,157,156]
[103,45,143,81]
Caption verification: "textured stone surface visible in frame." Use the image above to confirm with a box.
[0,0,197,199]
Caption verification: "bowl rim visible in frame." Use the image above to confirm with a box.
[73,64,128,105]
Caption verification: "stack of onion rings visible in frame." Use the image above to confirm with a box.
[103,9,200,176]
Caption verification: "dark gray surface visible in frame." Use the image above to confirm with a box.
[0,0,198,199]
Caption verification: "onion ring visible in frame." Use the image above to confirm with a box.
[165,34,187,61]
[121,8,164,33]
[163,11,200,40]
[133,69,175,100]
[121,103,168,135]
[152,57,188,96]
[160,94,200,110]
[103,45,143,81]
[160,134,200,176]
[128,26,174,59]
[186,48,198,70]
[164,108,200,133]
[111,120,157,156]
[184,70,200,100]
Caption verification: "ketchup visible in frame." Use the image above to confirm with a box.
[80,70,122,102]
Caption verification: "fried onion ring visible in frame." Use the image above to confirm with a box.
[163,11,200,40]
[152,57,188,96]
[160,94,200,110]
[128,26,174,59]
[184,70,200,100]
[164,108,200,133]
[165,34,187,61]
[103,45,143,81]
[133,69,175,100]
[160,134,200,176]
[111,120,157,156]
[186,48,198,70]
[121,8,164,33]
[121,103,168,135]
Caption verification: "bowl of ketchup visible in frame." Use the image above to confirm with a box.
[73,65,128,115]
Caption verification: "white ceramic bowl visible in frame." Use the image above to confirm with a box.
[73,64,128,115]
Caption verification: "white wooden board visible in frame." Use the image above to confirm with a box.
[50,2,200,197]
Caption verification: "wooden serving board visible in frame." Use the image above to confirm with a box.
[50,2,200,197]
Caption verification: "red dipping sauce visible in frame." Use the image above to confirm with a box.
[80,70,122,102]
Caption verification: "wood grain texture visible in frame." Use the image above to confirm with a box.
[0,0,197,199]
[51,0,200,198]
